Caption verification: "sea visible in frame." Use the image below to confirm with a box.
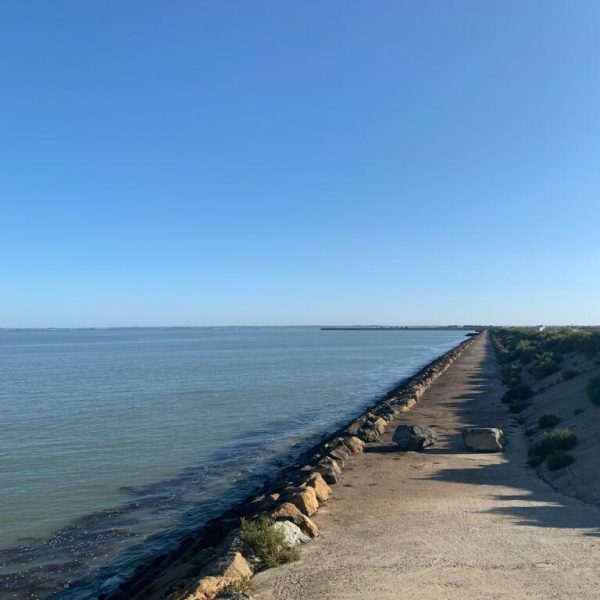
[0,327,471,598]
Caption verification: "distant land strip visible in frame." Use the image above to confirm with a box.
[320,326,482,331]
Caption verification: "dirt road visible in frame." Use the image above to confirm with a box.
[252,332,600,599]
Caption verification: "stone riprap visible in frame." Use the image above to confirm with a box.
[115,332,482,600]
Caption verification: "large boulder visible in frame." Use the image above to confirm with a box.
[272,520,310,546]
[463,428,505,452]
[392,425,436,451]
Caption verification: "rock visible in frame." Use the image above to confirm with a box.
[342,436,365,454]
[318,466,340,485]
[304,472,331,502]
[328,439,351,456]
[463,428,505,452]
[189,552,252,599]
[412,383,427,398]
[271,502,320,537]
[373,417,388,435]
[247,492,280,513]
[397,398,417,412]
[318,457,341,475]
[328,448,348,465]
[272,520,310,546]
[392,425,436,451]
[357,426,380,443]
[346,418,366,436]
[289,485,319,516]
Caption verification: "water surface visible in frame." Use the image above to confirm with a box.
[0,327,470,598]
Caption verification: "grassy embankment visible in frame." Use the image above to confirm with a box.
[491,327,600,472]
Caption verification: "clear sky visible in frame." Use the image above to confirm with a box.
[2,1,599,327]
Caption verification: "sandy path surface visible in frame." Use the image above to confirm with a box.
[252,332,600,599]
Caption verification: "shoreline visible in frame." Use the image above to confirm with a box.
[113,332,481,599]
[251,331,600,600]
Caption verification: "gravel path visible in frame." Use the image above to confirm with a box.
[252,332,600,599]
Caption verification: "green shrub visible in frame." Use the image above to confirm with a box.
[502,383,534,404]
[239,516,299,569]
[587,377,600,406]
[516,340,538,364]
[538,414,561,429]
[574,407,584,415]
[501,362,522,387]
[509,400,529,413]
[562,368,580,381]
[529,428,578,459]
[546,450,575,471]
[531,353,560,379]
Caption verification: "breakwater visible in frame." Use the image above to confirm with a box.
[116,331,482,599]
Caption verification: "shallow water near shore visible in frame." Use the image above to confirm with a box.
[0,327,470,598]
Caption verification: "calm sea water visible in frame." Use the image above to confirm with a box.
[0,327,470,598]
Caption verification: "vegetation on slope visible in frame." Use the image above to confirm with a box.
[491,327,600,471]
[587,377,600,406]
[528,428,577,469]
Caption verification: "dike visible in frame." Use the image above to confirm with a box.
[111,331,483,600]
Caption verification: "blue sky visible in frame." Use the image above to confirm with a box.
[2,1,599,327]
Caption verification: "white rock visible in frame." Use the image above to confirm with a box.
[463,428,505,452]
[273,519,310,547]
